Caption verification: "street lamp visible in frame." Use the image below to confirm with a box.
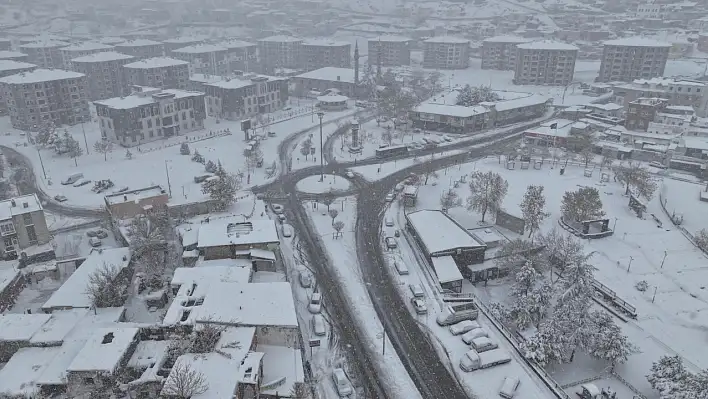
[317,110,325,181]
[164,160,172,198]
[660,251,667,269]
[627,256,634,272]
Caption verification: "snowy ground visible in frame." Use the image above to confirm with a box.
[296,174,351,193]
[390,155,708,397]
[660,178,708,238]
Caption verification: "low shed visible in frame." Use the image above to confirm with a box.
[430,256,463,292]
[406,210,487,265]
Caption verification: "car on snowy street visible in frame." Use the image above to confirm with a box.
[385,193,395,202]
[449,320,481,336]
[54,195,68,202]
[345,170,354,178]
[311,314,326,336]
[332,368,353,397]
[299,270,312,288]
[73,179,91,187]
[308,292,322,314]
[271,204,284,214]
[411,298,428,314]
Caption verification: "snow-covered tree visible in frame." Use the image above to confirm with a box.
[456,84,500,106]
[201,166,240,210]
[695,229,708,252]
[560,186,604,222]
[85,263,128,308]
[34,121,56,146]
[126,213,166,256]
[333,220,345,238]
[161,361,209,398]
[508,261,553,328]
[125,149,133,160]
[63,132,83,166]
[300,138,312,160]
[440,188,462,212]
[520,185,549,238]
[555,247,596,301]
[648,355,692,399]
[466,170,508,222]
[180,142,190,155]
[589,310,637,370]
[321,190,335,211]
[328,209,339,225]
[191,150,204,164]
[205,160,217,173]
[455,84,475,106]
[578,145,594,168]
[614,161,657,199]
[537,229,587,281]
[93,140,113,161]
[522,320,567,366]
[551,296,596,362]
[381,126,394,146]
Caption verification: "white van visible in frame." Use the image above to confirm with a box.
[470,336,498,353]
[62,173,83,185]
[409,284,424,298]
[499,376,520,398]
[394,262,409,275]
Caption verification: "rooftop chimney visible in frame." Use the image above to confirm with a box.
[123,195,128,201]
[22,202,28,208]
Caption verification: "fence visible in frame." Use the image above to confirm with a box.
[137,130,231,154]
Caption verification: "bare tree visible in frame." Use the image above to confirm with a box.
[321,190,335,211]
[93,140,113,161]
[614,161,657,199]
[381,126,394,146]
[333,221,345,238]
[467,170,508,222]
[578,146,594,168]
[85,263,127,308]
[290,383,310,399]
[328,209,339,225]
[440,188,462,212]
[126,214,166,256]
[162,361,209,398]
[191,323,225,353]
[520,185,549,239]
[300,138,312,161]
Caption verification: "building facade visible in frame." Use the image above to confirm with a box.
[596,37,671,83]
[70,52,134,101]
[219,40,259,73]
[0,194,50,258]
[0,39,11,51]
[113,39,165,60]
[0,61,38,115]
[612,77,708,117]
[299,39,350,71]
[422,37,470,69]
[171,44,230,76]
[257,36,302,73]
[292,67,358,97]
[513,41,578,86]
[0,69,90,130]
[626,97,668,131]
[481,35,531,70]
[19,40,69,69]
[0,51,29,62]
[59,42,115,70]
[123,57,189,90]
[94,87,206,147]
[367,36,411,67]
[204,75,288,120]
[162,36,208,53]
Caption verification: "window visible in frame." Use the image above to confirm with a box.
[22,214,32,226]
[84,377,95,385]
[26,225,37,245]
[0,222,15,235]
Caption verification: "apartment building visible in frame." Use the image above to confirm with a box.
[219,39,259,73]
[422,37,470,69]
[299,39,351,71]
[258,35,302,73]
[171,44,230,76]
[626,97,667,131]
[481,35,532,70]
[60,42,115,70]
[99,37,126,45]
[114,39,165,60]
[19,39,69,69]
[71,52,134,101]
[0,39,11,51]
[0,61,37,115]
[94,87,206,147]
[0,68,90,130]
[596,37,671,83]
[123,57,189,90]
[0,194,50,258]
[612,77,708,117]
[204,75,288,120]
[292,67,358,97]
[0,51,29,62]
[513,40,578,86]
[367,36,411,67]
[162,36,208,53]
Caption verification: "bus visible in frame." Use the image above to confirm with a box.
[376,144,409,159]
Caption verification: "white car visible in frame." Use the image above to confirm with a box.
[282,224,293,237]
[332,368,353,397]
[299,270,312,288]
[308,292,322,314]
[385,193,395,202]
[345,170,354,178]
[311,314,326,336]
[271,204,284,214]
[449,320,481,336]
[89,237,102,247]
[54,195,68,202]
[411,298,427,314]
[461,328,489,344]
[385,217,394,227]
[649,161,667,169]
[385,237,397,249]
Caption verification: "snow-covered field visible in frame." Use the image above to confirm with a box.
[296,174,351,193]
[660,178,708,237]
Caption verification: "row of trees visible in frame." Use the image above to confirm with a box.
[455,84,501,107]
[648,355,708,398]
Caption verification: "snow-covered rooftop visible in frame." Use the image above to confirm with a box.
[317,94,349,103]
[587,103,623,111]
[127,339,171,369]
[259,35,302,43]
[190,73,225,84]
[424,36,470,44]
[681,136,708,151]
[0,60,35,72]
[162,353,245,399]
[0,194,43,221]
[296,66,356,83]
[20,39,69,49]
[258,345,305,396]
[104,185,165,204]
[42,247,132,311]
[29,309,89,346]
[172,43,228,54]
[99,37,126,45]
[604,36,672,47]
[0,265,20,294]
[197,220,279,248]
[123,57,189,69]
[430,255,464,283]
[61,42,115,52]
[67,327,139,372]
[483,35,533,44]
[0,347,61,397]
[94,89,202,110]
[195,258,253,268]
[302,38,350,47]
[171,265,252,287]
[218,39,256,49]
[525,119,575,138]
[0,68,84,84]
[0,314,51,341]
[71,51,134,63]
[0,51,28,59]
[517,40,579,51]
[163,36,208,44]
[205,75,284,90]
[115,39,162,47]
[480,94,550,112]
[406,210,486,255]
[369,35,412,42]
[414,103,488,118]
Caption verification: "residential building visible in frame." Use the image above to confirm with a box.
[99,37,126,45]
[513,40,578,86]
[0,69,90,130]
[635,2,664,19]
[367,36,412,67]
[0,61,37,115]
[123,57,189,90]
[422,37,470,69]
[70,52,134,101]
[0,39,11,51]
[204,75,288,120]
[171,44,230,76]
[258,35,302,73]
[0,194,50,258]
[299,39,351,71]
[0,51,29,62]
[113,39,164,60]
[626,97,668,131]
[59,42,115,70]
[612,77,708,117]
[94,87,205,147]
[219,39,259,73]
[196,220,280,260]
[188,73,226,92]
[104,186,169,219]
[162,36,208,53]
[481,35,532,70]
[19,39,69,69]
[596,37,671,83]
[699,33,708,53]
[522,119,575,146]
[292,67,358,97]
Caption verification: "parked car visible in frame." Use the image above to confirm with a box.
[271,204,284,214]
[649,161,667,169]
[449,320,481,336]
[385,193,395,202]
[411,298,428,314]
[268,131,277,137]
[311,314,326,336]
[332,368,353,397]
[394,261,409,275]
[436,302,479,326]
[385,217,394,227]
[61,173,83,185]
[89,237,102,247]
[461,328,489,345]
[299,270,312,288]
[282,224,293,237]
[73,179,91,187]
[409,284,424,298]
[470,336,498,353]
[194,174,214,183]
[277,214,286,223]
[95,230,108,239]
[308,292,322,314]
[345,170,354,178]
[54,195,68,202]
[499,376,520,398]
[385,237,397,249]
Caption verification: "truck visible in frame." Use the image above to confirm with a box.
[459,349,511,372]
[436,302,479,326]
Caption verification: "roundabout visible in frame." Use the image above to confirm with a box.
[296,173,351,193]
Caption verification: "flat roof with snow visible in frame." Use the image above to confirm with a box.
[115,39,162,47]
[0,51,28,59]
[171,265,252,287]
[517,40,578,51]
[588,103,623,111]
[67,327,139,372]
[71,51,135,63]
[124,57,188,69]
[0,347,61,396]
[163,36,208,44]
[0,60,35,72]
[29,309,88,346]
[197,220,279,248]
[406,210,486,255]
[172,43,228,54]
[296,67,356,83]
[162,353,243,399]
[206,75,285,90]
[0,314,51,341]
[0,68,84,84]
[61,42,115,52]
[424,36,470,44]
[369,35,412,42]
[95,89,202,110]
[431,256,464,284]
[604,36,672,47]
[20,40,69,49]
[302,38,350,47]
[414,103,487,118]
[0,265,20,294]
[483,35,532,44]
[524,119,575,138]
[0,194,42,220]
[259,345,305,396]
[104,185,165,204]
[218,39,256,49]
[482,94,550,112]
[259,35,302,43]
[42,247,132,311]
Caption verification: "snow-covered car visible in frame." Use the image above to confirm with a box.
[311,314,326,336]
[345,170,354,178]
[499,376,520,398]
[461,328,489,345]
[95,230,108,239]
[282,224,293,237]
[385,237,397,249]
[277,214,286,223]
[271,204,284,214]
[649,161,667,169]
[449,320,481,336]
[73,179,91,187]
[89,237,102,247]
[299,270,312,288]
[385,193,395,202]
[442,135,453,142]
[54,195,68,202]
[308,292,322,314]
[385,217,394,227]
[411,298,427,314]
[332,368,353,397]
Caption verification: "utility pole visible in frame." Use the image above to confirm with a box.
[81,118,89,154]
[164,160,172,198]
[318,111,324,181]
[660,251,667,269]
[627,256,634,272]
[37,148,47,180]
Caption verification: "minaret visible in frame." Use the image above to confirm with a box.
[354,41,360,85]
[376,39,382,80]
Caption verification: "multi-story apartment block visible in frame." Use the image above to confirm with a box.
[60,42,115,70]
[596,37,671,83]
[163,36,208,53]
[71,52,134,101]
[481,35,532,70]
[94,87,206,147]
[203,75,288,120]
[612,77,708,117]
[0,39,11,51]
[0,51,29,62]
[188,73,224,92]
[0,61,38,115]
[0,194,50,258]
[422,37,470,69]
[0,68,90,130]
[299,39,350,71]
[19,39,69,69]
[123,57,189,90]
[258,36,302,73]
[367,36,412,67]
[99,37,126,45]
[626,97,667,131]
[219,40,259,73]
[114,39,165,60]
[513,40,578,86]
[171,44,230,76]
